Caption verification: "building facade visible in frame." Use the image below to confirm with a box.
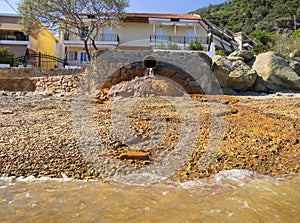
[58,13,215,67]
[0,13,58,68]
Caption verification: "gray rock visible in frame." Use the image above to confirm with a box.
[229,50,254,62]
[249,76,270,93]
[287,57,300,76]
[252,52,300,91]
[213,56,257,91]
[222,87,237,95]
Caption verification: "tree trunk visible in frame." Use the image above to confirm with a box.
[83,39,91,62]
[92,40,98,51]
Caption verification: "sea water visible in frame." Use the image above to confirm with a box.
[0,170,299,222]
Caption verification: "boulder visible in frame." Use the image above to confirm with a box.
[252,52,300,91]
[229,50,254,62]
[249,76,270,93]
[287,57,300,76]
[212,56,257,91]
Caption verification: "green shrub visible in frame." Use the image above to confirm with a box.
[215,50,228,56]
[188,40,204,51]
[292,29,300,38]
[158,43,167,49]
[249,30,275,45]
[250,45,270,55]
[0,48,15,64]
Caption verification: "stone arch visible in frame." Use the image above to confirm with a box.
[90,49,221,96]
[101,60,207,94]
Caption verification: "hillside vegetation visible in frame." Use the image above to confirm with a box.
[193,0,300,35]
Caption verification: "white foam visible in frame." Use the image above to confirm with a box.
[0,169,271,188]
[0,174,74,183]
[180,169,269,189]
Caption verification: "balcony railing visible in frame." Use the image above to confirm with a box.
[0,31,29,41]
[64,33,119,43]
[64,59,89,68]
[150,35,207,50]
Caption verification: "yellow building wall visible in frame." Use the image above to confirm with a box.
[116,22,208,47]
[29,26,58,68]
[116,22,153,46]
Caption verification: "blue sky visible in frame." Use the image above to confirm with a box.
[1,0,226,14]
[126,0,226,13]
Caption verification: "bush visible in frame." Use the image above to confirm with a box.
[249,30,275,45]
[0,48,23,66]
[0,48,15,64]
[215,50,228,56]
[292,28,300,38]
[158,43,167,49]
[268,35,300,57]
[188,40,204,51]
[251,45,270,55]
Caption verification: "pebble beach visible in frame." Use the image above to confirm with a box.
[0,91,299,181]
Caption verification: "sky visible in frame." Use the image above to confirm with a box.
[0,0,226,14]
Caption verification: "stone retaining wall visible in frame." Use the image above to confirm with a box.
[0,75,81,96]
[33,75,80,94]
[0,68,84,96]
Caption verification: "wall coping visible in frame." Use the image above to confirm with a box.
[0,67,85,78]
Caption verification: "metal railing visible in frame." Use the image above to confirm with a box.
[0,31,29,41]
[150,35,207,49]
[64,33,119,43]
[14,53,66,69]
[64,60,89,68]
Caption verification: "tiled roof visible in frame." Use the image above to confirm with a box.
[124,13,203,20]
[81,12,203,21]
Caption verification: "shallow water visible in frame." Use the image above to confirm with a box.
[1,170,299,223]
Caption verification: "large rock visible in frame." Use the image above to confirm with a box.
[249,76,270,93]
[212,56,257,91]
[252,52,300,91]
[229,50,254,62]
[287,57,300,76]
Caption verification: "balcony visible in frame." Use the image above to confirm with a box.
[150,35,207,50]
[63,33,119,46]
[0,30,29,42]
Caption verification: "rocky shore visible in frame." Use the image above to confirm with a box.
[0,90,299,181]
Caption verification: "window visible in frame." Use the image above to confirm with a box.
[155,28,167,42]
[69,51,78,60]
[102,27,115,41]
[80,52,88,63]
[185,29,196,44]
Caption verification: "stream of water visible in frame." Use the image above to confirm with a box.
[1,170,299,222]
